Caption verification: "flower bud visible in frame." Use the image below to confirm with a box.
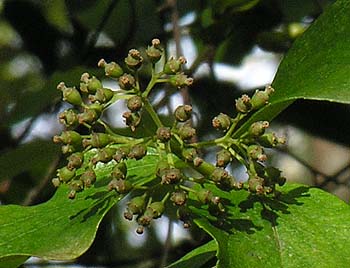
[122,111,141,131]
[53,130,82,147]
[147,201,165,219]
[51,177,60,187]
[146,38,163,63]
[156,127,171,142]
[118,73,135,90]
[249,121,269,137]
[83,132,111,148]
[169,73,194,88]
[78,108,99,124]
[170,190,187,206]
[216,149,232,167]
[247,145,266,161]
[251,85,274,110]
[177,206,191,228]
[196,188,213,204]
[111,162,127,180]
[67,152,84,170]
[178,125,196,141]
[235,94,252,113]
[80,73,102,94]
[174,105,192,122]
[92,147,116,164]
[248,176,265,194]
[128,144,147,160]
[108,178,132,193]
[57,82,82,106]
[69,179,84,192]
[127,96,143,112]
[156,160,170,178]
[98,59,123,78]
[57,166,75,182]
[161,168,183,184]
[210,167,229,183]
[89,88,114,103]
[113,146,130,162]
[212,113,231,131]
[127,194,147,215]
[182,147,198,162]
[163,56,186,74]
[125,49,143,70]
[80,169,96,188]
[58,109,79,128]
[258,132,284,147]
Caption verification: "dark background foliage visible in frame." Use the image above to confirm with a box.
[0,0,348,266]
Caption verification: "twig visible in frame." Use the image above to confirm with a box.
[22,155,61,206]
[159,219,173,268]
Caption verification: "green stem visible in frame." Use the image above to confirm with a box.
[142,97,163,128]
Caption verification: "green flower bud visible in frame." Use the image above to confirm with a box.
[113,146,130,162]
[163,56,186,74]
[216,149,232,167]
[156,127,171,142]
[53,130,82,147]
[146,38,163,63]
[174,105,192,122]
[108,178,132,193]
[67,152,84,170]
[178,125,196,141]
[182,147,198,162]
[58,109,79,128]
[127,96,143,112]
[118,73,135,90]
[78,108,99,125]
[210,167,235,190]
[69,179,84,192]
[89,88,114,103]
[251,85,274,110]
[248,176,265,194]
[98,59,123,78]
[57,82,82,106]
[249,121,269,137]
[212,113,231,131]
[83,132,111,148]
[61,144,77,154]
[80,169,96,188]
[235,94,252,113]
[51,177,60,187]
[161,168,183,184]
[80,73,102,94]
[57,166,75,182]
[111,163,127,180]
[196,188,213,204]
[128,144,147,160]
[122,111,141,131]
[169,73,194,88]
[170,190,187,206]
[147,201,165,219]
[156,160,170,178]
[258,132,283,147]
[127,194,147,215]
[125,49,143,70]
[137,214,152,227]
[92,147,116,164]
[247,145,267,161]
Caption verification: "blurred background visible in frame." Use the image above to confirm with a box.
[0,0,349,267]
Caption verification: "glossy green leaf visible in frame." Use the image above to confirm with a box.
[234,0,350,137]
[167,240,217,268]
[0,150,160,267]
[193,184,350,268]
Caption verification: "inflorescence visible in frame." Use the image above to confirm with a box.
[52,39,286,234]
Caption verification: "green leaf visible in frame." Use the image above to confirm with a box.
[0,149,160,267]
[167,240,217,268]
[234,0,350,137]
[193,184,350,268]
